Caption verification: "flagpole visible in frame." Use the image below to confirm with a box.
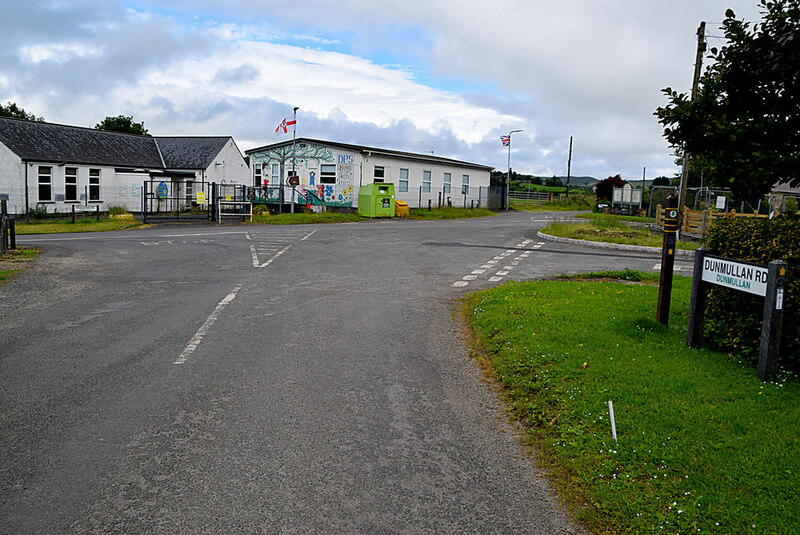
[506,129,523,210]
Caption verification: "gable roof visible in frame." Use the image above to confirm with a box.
[0,117,238,171]
[0,116,164,168]
[154,136,231,169]
[246,137,494,171]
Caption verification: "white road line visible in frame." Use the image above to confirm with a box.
[472,269,486,274]
[463,275,478,281]
[252,243,291,268]
[481,264,493,269]
[496,271,510,276]
[245,233,252,241]
[174,285,242,365]
[300,229,318,241]
[453,281,469,287]
[488,276,503,282]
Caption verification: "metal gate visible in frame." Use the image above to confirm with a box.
[141,178,216,223]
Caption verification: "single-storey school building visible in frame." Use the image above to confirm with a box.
[0,117,250,216]
[245,138,494,210]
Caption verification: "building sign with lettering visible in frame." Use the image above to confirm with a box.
[701,255,768,296]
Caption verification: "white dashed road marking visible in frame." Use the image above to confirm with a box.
[452,241,545,287]
[174,285,242,365]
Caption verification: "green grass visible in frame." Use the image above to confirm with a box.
[511,194,594,212]
[576,212,654,224]
[408,207,495,219]
[464,275,800,534]
[250,211,365,224]
[0,269,20,282]
[542,220,701,251]
[16,218,144,234]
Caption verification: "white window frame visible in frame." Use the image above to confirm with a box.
[271,163,279,185]
[443,172,451,195]
[399,168,409,192]
[320,164,336,184]
[89,168,101,201]
[65,167,78,202]
[254,163,262,185]
[38,166,52,202]
[422,170,431,193]
[374,166,385,179]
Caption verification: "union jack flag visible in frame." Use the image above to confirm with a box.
[275,117,297,134]
[500,135,511,146]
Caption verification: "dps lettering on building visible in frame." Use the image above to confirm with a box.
[688,248,788,381]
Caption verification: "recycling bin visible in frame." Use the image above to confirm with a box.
[358,182,396,218]
[394,200,409,217]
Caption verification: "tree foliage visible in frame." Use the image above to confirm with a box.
[0,102,43,121]
[655,0,800,204]
[95,115,150,136]
[594,174,626,201]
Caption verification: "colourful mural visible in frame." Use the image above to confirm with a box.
[249,142,358,207]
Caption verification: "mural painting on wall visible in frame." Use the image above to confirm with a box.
[250,143,359,207]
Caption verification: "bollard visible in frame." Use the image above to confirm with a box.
[428,199,431,211]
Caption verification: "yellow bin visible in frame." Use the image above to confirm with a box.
[394,200,409,217]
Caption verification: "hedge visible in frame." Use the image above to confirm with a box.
[703,216,799,373]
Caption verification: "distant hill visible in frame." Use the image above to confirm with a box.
[532,176,598,186]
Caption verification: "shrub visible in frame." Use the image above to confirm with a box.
[252,204,269,216]
[108,205,128,215]
[703,215,800,371]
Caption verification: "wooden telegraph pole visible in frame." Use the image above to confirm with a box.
[677,22,707,214]
[565,136,573,198]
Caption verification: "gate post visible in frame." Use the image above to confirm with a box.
[758,260,788,381]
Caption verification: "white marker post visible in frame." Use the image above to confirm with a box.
[608,400,618,443]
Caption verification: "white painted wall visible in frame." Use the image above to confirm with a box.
[202,139,250,185]
[0,142,25,215]
[360,154,491,209]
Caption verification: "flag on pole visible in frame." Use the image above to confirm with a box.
[500,135,511,146]
[275,117,297,134]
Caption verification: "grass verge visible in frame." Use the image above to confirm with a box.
[541,220,701,251]
[250,212,365,224]
[408,207,495,219]
[0,247,40,283]
[575,212,654,224]
[464,273,799,534]
[15,218,144,234]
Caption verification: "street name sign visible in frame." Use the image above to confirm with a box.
[701,256,768,296]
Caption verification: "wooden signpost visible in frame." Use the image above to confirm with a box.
[688,248,788,381]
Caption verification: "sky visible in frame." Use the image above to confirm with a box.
[0,0,765,181]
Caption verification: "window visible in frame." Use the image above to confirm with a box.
[271,163,279,185]
[462,174,470,185]
[89,169,100,201]
[422,170,431,193]
[254,163,262,186]
[462,174,470,195]
[443,172,451,194]
[38,166,52,201]
[399,168,409,192]
[320,164,336,184]
[374,166,385,180]
[65,167,78,201]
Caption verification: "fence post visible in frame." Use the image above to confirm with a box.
[0,199,6,255]
[9,218,15,250]
[758,260,788,381]
[96,205,100,222]
[687,248,708,347]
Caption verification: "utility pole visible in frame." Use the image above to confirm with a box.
[566,135,573,197]
[640,166,646,210]
[677,21,706,213]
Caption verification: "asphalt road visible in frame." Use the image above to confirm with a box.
[0,212,693,534]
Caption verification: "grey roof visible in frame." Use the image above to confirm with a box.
[154,136,231,169]
[246,137,494,171]
[0,116,163,168]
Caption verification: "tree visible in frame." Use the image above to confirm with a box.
[95,115,150,136]
[655,1,800,204]
[651,176,671,188]
[0,102,43,121]
[545,176,563,187]
[594,174,626,201]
